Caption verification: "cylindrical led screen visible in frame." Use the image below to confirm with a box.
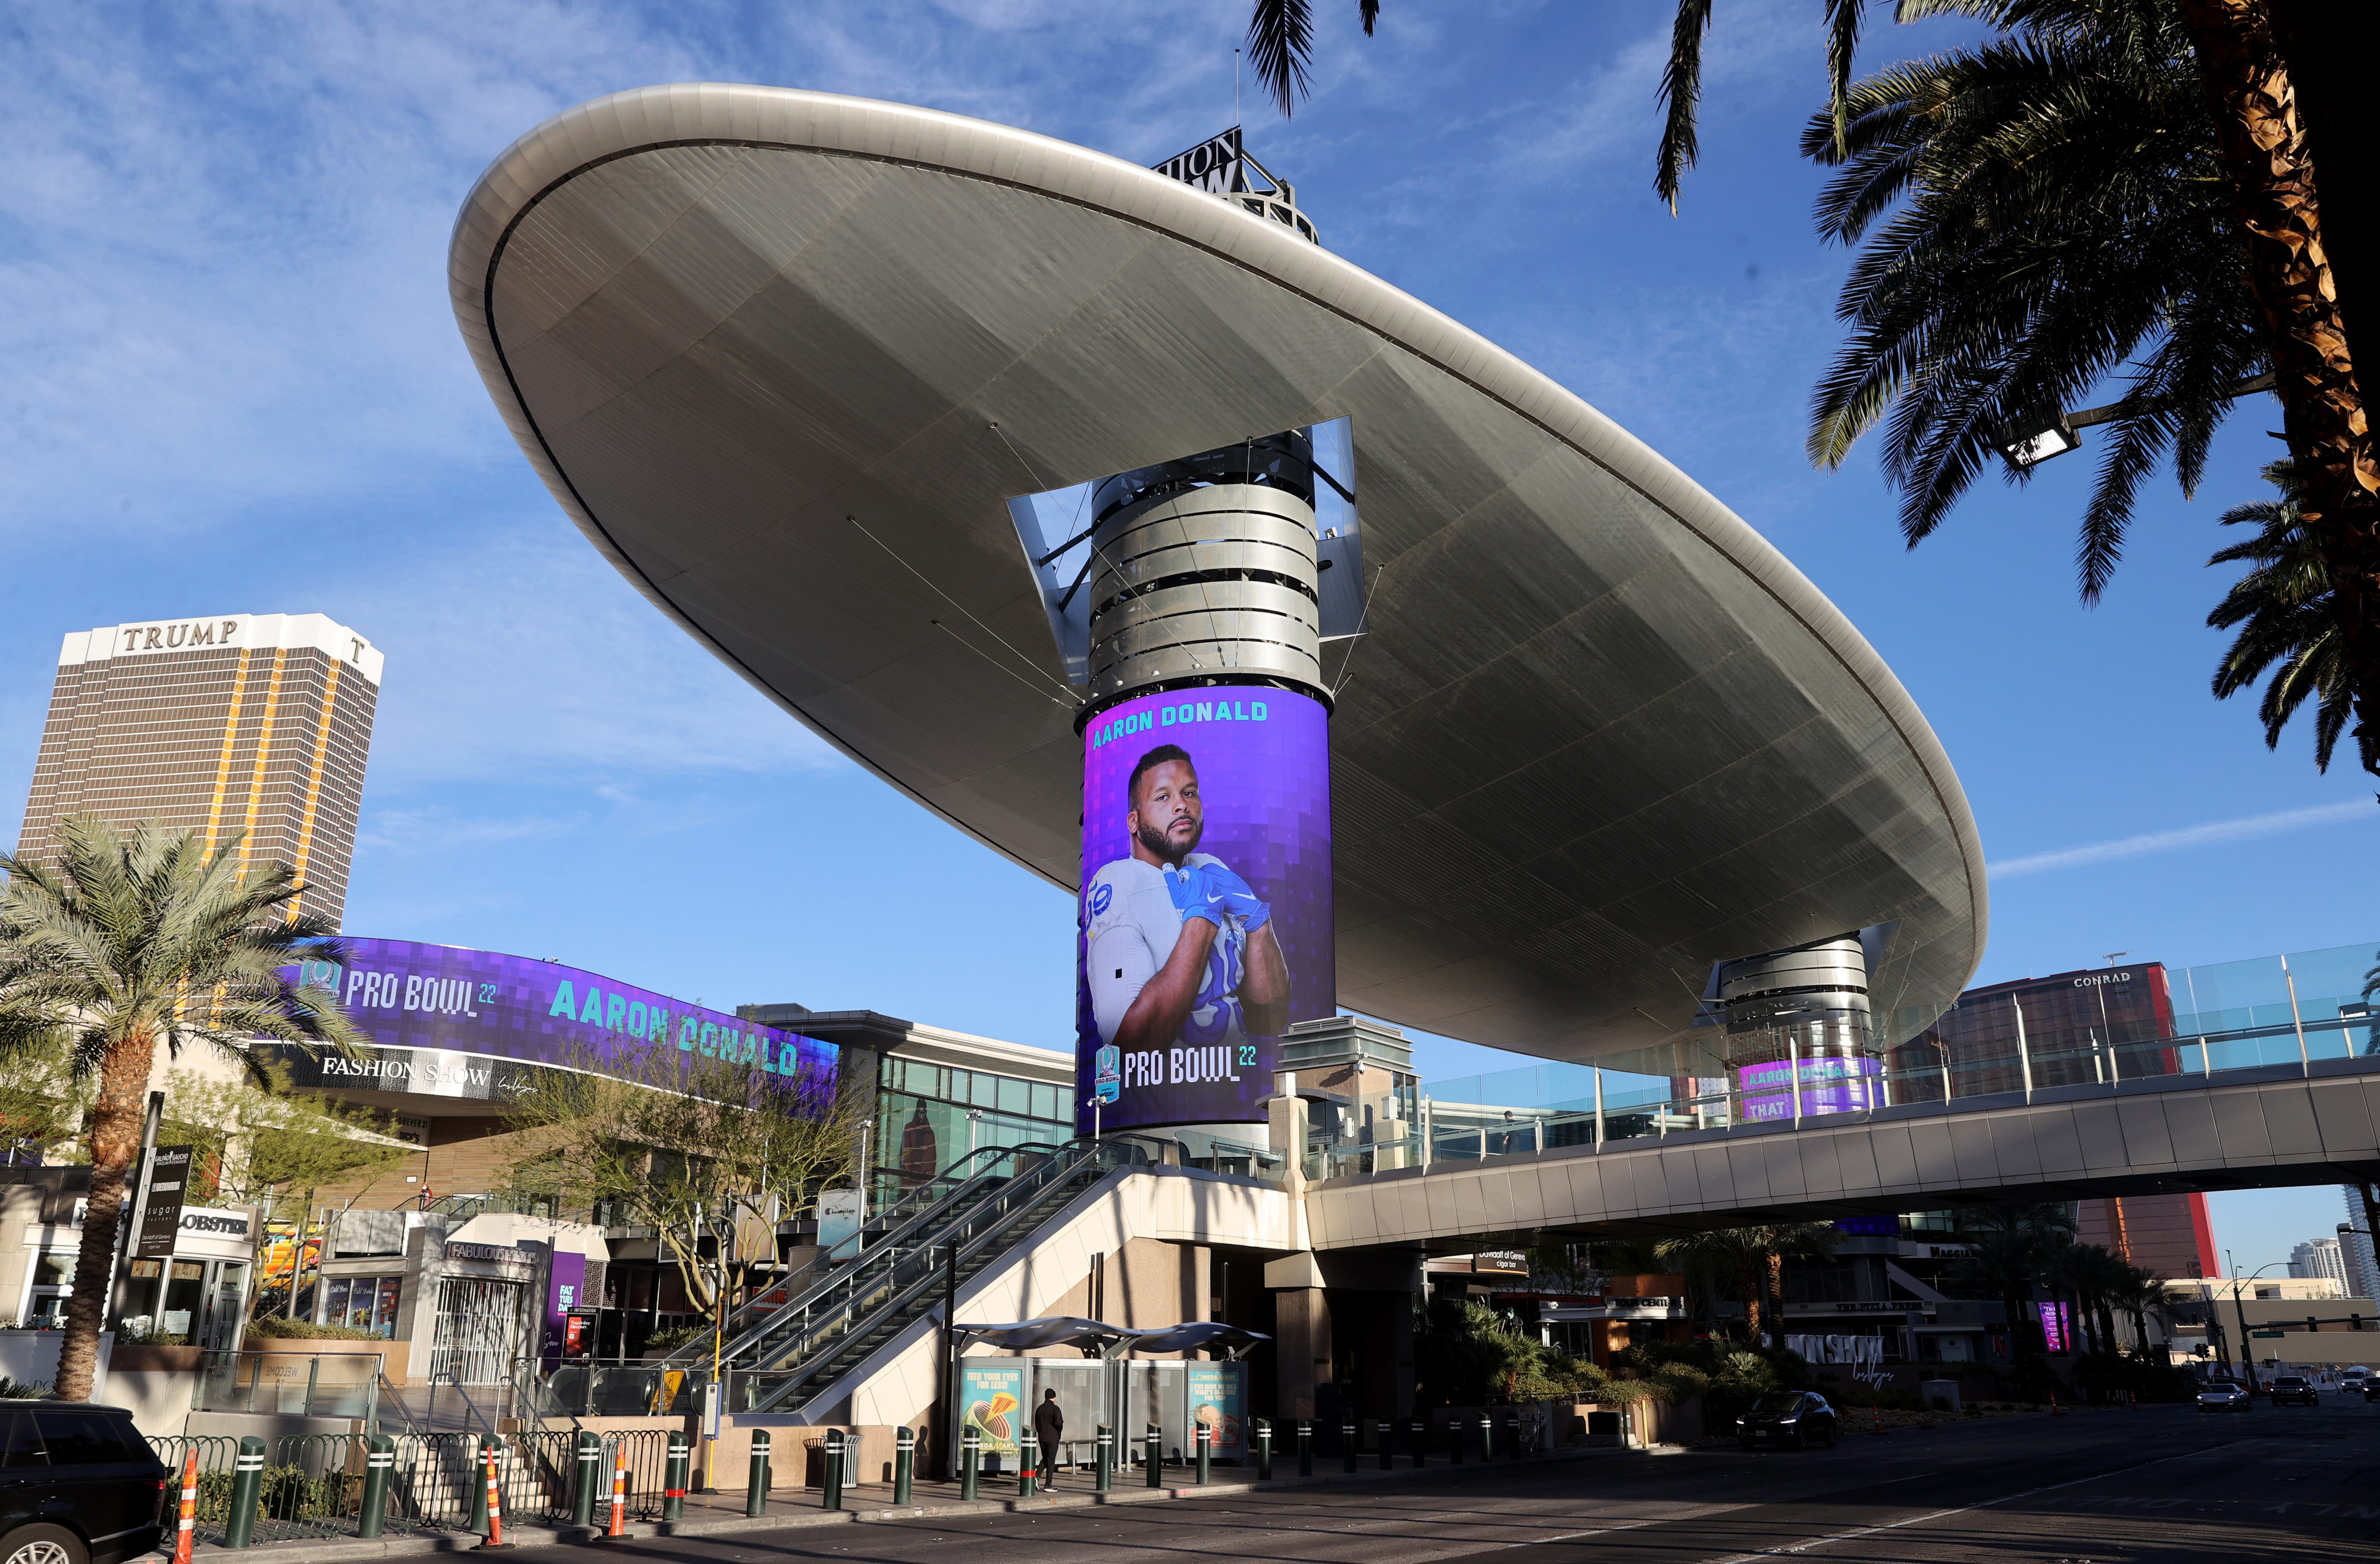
[1077,684,1332,1131]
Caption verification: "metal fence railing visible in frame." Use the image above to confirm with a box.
[144,1427,680,1542]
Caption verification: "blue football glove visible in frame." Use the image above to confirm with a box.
[1164,862,1228,928]
[1188,861,1272,933]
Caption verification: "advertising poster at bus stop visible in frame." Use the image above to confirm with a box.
[1076,684,1333,1133]
[1185,1362,1246,1457]
[959,1362,1025,1462]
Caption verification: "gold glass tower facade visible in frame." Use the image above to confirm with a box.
[16,613,383,928]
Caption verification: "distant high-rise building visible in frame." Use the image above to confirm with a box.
[2341,1186,2380,1299]
[16,614,382,927]
[2290,1236,2350,1288]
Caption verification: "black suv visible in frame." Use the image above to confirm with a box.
[1737,1392,1840,1449]
[0,1402,165,1564]
[2267,1376,2320,1406]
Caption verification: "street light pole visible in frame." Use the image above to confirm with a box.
[2226,1256,2285,1395]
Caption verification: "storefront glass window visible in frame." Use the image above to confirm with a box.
[323,1274,403,1337]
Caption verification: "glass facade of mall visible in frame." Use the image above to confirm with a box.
[873,1052,1073,1201]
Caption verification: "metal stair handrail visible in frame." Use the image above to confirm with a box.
[728,1142,1092,1379]
[666,1140,1083,1370]
[737,1141,1119,1412]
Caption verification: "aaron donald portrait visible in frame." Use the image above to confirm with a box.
[1076,688,1333,1131]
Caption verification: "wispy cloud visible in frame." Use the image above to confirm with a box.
[1989,800,2379,880]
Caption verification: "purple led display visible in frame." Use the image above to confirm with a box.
[1737,1055,1882,1121]
[274,937,837,1104]
[1076,684,1332,1131]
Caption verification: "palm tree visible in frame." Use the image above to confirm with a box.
[0,817,364,1400]
[2207,461,2354,768]
[2109,1262,2168,1355]
[1656,0,2376,772]
[1800,1,2260,603]
[1950,1203,2077,1357]
[1654,1227,1770,1344]
[1241,2,1380,116]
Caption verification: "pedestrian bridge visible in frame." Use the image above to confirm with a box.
[1304,1052,2380,1249]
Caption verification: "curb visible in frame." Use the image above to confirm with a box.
[156,1447,1618,1562]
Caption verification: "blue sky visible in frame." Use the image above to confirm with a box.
[3,2,2372,1278]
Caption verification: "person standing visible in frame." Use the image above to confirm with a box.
[1033,1388,1064,1485]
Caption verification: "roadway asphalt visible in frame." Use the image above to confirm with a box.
[539,1396,2380,1564]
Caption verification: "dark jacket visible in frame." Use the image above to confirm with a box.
[1033,1398,1064,1446]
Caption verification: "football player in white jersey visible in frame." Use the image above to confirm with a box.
[1085,743,1291,1059]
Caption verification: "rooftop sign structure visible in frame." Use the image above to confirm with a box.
[1150,126,1320,245]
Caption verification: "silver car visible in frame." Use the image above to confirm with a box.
[2198,1381,2251,1413]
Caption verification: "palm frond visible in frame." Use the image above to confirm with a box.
[1655,0,1717,213]
[1248,0,1316,117]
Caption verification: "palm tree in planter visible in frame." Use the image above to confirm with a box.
[0,817,365,1400]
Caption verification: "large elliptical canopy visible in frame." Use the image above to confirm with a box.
[448,85,1986,1074]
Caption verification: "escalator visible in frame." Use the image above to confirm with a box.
[665,1137,1152,1416]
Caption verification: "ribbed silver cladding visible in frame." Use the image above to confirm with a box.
[1717,937,1870,1006]
[1086,483,1321,701]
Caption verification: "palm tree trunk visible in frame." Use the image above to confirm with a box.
[1739,1254,1765,1345]
[59,1028,156,1402]
[1765,1250,1786,1353]
[2176,0,2380,773]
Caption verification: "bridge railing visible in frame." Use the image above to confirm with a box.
[1310,996,2379,1181]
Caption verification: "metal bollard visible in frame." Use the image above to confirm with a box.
[746,1430,770,1518]
[665,1432,690,1522]
[894,1425,915,1506]
[223,1437,266,1550]
[1255,1418,1272,1481]
[1378,1419,1393,1471]
[1342,1419,1357,1473]
[962,1427,981,1500]
[1479,1413,1495,1461]
[574,1429,604,1528]
[358,1435,394,1539]
[823,1430,845,1510]
[1146,1423,1163,1488]
[1095,1425,1113,1493]
[1297,1419,1313,1477]
[1411,1418,1426,1469]
[1019,1429,1038,1498]
[1195,1423,1211,1485]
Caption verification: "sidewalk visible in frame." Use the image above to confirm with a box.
[146,1446,1630,1564]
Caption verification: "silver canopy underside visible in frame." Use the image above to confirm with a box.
[449,85,1986,1074]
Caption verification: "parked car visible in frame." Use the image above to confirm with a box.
[0,1402,165,1564]
[2268,1376,2320,1406]
[1737,1392,1839,1449]
[2197,1381,2251,1412]
[2361,1378,2380,1403]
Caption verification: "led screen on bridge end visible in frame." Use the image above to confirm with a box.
[1076,684,1332,1133]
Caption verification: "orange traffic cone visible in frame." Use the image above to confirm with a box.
[607,1449,628,1538]
[1870,1406,1884,1437]
[171,1450,198,1564]
[483,1442,513,1550]
[2049,1392,2064,1417]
